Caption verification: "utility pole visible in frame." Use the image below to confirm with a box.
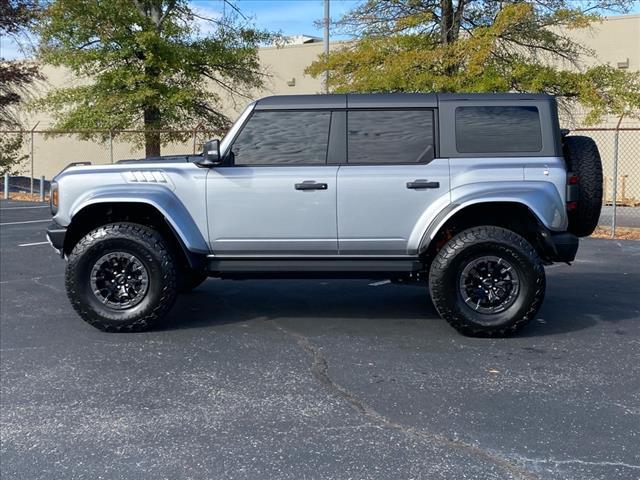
[324,0,330,93]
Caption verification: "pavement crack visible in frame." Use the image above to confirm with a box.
[32,276,64,293]
[517,456,640,471]
[272,321,536,480]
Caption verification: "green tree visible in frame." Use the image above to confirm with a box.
[35,0,276,156]
[307,0,640,124]
[1,0,41,174]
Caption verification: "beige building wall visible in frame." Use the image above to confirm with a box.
[7,14,640,180]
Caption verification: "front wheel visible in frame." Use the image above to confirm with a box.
[65,223,178,332]
[429,226,545,337]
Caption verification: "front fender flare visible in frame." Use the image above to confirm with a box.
[414,181,566,253]
[68,185,209,254]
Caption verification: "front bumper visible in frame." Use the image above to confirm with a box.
[46,221,67,256]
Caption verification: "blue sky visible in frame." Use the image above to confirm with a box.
[0,0,360,60]
[192,0,360,37]
[1,0,638,60]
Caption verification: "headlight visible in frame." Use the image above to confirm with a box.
[50,182,58,215]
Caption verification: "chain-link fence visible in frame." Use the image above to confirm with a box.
[573,128,640,236]
[0,128,218,187]
[1,127,639,237]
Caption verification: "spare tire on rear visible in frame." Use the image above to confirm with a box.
[563,135,603,237]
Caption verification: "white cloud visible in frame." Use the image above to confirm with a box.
[190,2,225,37]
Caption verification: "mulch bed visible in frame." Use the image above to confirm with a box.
[591,227,640,241]
[5,193,50,202]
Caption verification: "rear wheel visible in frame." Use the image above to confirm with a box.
[429,226,545,337]
[65,223,178,332]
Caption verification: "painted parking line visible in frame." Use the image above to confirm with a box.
[0,205,49,210]
[0,219,50,226]
[18,241,50,247]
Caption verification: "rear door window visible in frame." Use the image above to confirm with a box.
[347,110,435,164]
[455,106,542,153]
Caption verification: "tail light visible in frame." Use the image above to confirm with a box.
[566,174,578,211]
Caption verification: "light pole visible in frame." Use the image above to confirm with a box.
[324,0,330,93]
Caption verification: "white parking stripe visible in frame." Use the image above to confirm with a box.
[18,241,50,247]
[0,205,49,210]
[0,219,50,226]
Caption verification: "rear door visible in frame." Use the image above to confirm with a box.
[206,109,339,255]
[337,109,450,255]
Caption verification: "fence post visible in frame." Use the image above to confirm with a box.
[29,122,40,195]
[192,123,204,155]
[30,129,34,194]
[611,116,624,238]
[39,175,45,202]
[4,173,8,200]
[192,127,197,155]
[109,130,114,164]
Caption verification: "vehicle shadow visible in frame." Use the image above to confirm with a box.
[161,271,640,338]
[162,279,438,332]
[519,270,640,337]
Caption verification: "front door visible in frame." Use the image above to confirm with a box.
[207,109,338,255]
[337,109,450,255]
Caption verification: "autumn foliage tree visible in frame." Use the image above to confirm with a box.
[35,0,276,156]
[0,0,41,174]
[307,0,640,124]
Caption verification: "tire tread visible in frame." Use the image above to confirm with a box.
[429,226,545,337]
[65,222,177,332]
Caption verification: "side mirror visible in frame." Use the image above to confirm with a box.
[197,139,221,167]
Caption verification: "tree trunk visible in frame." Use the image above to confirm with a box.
[440,0,454,45]
[440,0,466,77]
[144,106,161,157]
[135,1,167,157]
[440,0,465,45]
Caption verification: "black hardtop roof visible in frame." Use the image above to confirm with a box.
[254,92,554,110]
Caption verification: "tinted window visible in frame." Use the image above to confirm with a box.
[231,110,331,165]
[455,106,542,153]
[347,110,435,164]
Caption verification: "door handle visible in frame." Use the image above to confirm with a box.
[406,179,440,189]
[295,181,328,191]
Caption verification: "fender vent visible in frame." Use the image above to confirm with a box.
[123,170,169,183]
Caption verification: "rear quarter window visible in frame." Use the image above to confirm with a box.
[455,106,542,154]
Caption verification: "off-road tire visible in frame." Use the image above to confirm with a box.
[65,223,178,332]
[177,268,208,293]
[429,226,545,337]
[563,135,603,237]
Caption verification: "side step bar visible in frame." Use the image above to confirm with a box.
[207,256,423,278]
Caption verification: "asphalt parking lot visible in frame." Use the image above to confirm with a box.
[1,199,639,480]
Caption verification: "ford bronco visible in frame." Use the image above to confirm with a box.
[46,93,603,336]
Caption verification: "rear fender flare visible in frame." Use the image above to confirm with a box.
[414,181,566,254]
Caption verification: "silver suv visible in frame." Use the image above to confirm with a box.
[47,93,603,336]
